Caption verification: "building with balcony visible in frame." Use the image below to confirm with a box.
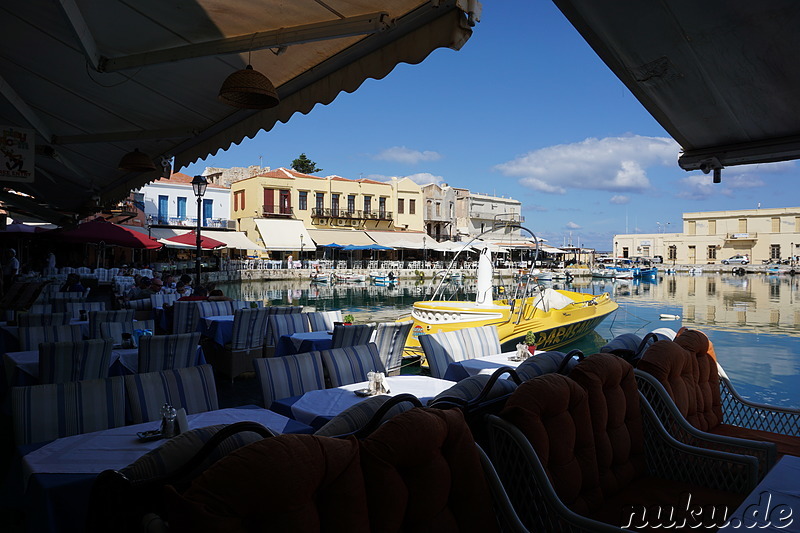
[422,183,457,241]
[135,172,232,230]
[613,207,800,264]
[455,190,523,241]
[230,168,425,253]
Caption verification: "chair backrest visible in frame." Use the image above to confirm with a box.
[150,292,179,308]
[89,309,134,339]
[11,376,126,445]
[253,352,325,408]
[373,321,413,375]
[137,332,201,373]
[51,291,87,302]
[232,300,263,310]
[267,313,310,345]
[314,394,423,437]
[516,351,578,381]
[196,301,234,319]
[418,325,501,379]
[124,364,219,424]
[229,308,270,350]
[97,320,155,345]
[64,301,106,320]
[18,324,83,351]
[306,310,343,332]
[331,323,376,349]
[637,331,724,432]
[318,343,386,387]
[264,306,304,345]
[172,301,201,334]
[28,304,52,314]
[39,338,114,384]
[17,311,72,327]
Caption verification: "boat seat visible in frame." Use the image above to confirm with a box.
[533,288,575,311]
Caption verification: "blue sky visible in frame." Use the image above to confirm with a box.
[183,2,796,251]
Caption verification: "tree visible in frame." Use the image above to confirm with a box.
[291,153,322,174]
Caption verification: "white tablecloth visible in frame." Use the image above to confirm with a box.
[22,407,297,480]
[289,375,456,426]
[5,348,138,382]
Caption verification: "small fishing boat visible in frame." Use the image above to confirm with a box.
[591,266,616,279]
[333,272,367,282]
[310,272,330,283]
[404,246,618,357]
[688,267,703,275]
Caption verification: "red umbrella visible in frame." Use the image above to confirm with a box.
[164,231,225,250]
[56,219,162,249]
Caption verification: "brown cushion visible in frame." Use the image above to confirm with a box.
[359,407,499,533]
[569,354,646,496]
[499,374,602,516]
[164,434,369,533]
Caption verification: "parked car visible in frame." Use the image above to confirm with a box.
[722,254,749,265]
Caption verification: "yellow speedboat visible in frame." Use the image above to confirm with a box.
[403,246,618,357]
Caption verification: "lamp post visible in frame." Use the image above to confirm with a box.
[191,175,208,286]
[300,233,304,268]
[423,235,427,267]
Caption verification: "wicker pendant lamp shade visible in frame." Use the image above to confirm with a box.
[218,65,280,109]
[118,149,157,172]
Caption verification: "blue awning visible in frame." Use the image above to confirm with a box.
[341,244,394,251]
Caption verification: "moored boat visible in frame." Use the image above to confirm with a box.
[333,272,366,282]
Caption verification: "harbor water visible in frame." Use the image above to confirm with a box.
[218,271,800,408]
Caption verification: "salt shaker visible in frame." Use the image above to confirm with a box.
[160,403,177,437]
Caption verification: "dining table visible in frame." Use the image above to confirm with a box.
[270,375,457,430]
[199,314,234,346]
[442,351,541,381]
[274,330,334,357]
[18,406,314,533]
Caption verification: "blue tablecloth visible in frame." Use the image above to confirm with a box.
[274,331,333,358]
[442,352,524,381]
[199,315,234,346]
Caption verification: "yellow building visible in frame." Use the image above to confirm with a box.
[613,207,800,264]
[230,168,425,254]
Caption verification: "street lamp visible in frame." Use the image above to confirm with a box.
[191,175,208,285]
[300,233,304,268]
[423,235,427,267]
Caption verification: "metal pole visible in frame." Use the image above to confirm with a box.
[196,194,202,285]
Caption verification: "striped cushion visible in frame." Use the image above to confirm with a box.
[373,321,413,374]
[137,332,201,373]
[39,338,114,384]
[150,293,180,308]
[97,320,156,345]
[28,304,53,314]
[418,325,501,379]
[196,301,234,319]
[267,314,310,346]
[172,301,201,334]
[17,312,72,327]
[88,309,135,339]
[318,343,386,387]
[124,364,219,424]
[265,306,304,345]
[19,324,84,351]
[314,395,418,437]
[431,374,518,404]
[229,308,270,350]
[64,301,106,320]
[127,298,153,311]
[50,291,86,301]
[253,353,325,408]
[11,376,126,445]
[331,323,376,349]
[306,311,343,332]
[516,351,575,381]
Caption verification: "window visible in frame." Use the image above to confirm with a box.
[707,245,717,260]
[331,194,340,214]
[622,247,629,258]
[409,199,416,214]
[279,190,291,214]
[157,195,168,224]
[398,198,404,214]
[363,196,372,213]
[771,244,781,259]
[316,192,324,211]
[738,218,747,233]
[298,191,307,211]
[379,197,386,217]
[348,195,355,213]
[708,220,716,235]
[233,190,245,212]
[450,202,454,217]
[177,197,187,220]
[687,220,696,235]
[436,202,441,216]
[772,217,781,233]
[668,245,677,260]
[641,245,650,257]
[202,198,213,226]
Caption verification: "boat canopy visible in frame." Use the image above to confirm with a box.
[254,219,316,252]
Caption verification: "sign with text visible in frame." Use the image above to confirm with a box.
[0,126,34,182]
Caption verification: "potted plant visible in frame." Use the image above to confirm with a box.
[343,314,355,326]
[524,331,538,355]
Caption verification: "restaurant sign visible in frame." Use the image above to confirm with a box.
[0,126,35,182]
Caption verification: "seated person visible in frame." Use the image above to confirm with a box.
[175,281,190,297]
[208,289,233,302]
[141,278,164,297]
[61,273,85,292]
[177,285,208,301]
[126,277,151,300]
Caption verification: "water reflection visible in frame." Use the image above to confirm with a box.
[219,272,800,406]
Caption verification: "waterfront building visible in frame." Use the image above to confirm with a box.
[421,183,458,241]
[613,206,800,264]
[455,190,523,241]
[136,172,232,229]
[230,168,426,254]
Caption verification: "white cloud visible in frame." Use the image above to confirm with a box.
[610,195,630,204]
[403,172,444,186]
[675,161,792,199]
[374,146,441,165]
[565,221,582,229]
[496,135,679,194]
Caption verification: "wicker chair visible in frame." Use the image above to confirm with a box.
[372,320,413,375]
[418,325,501,379]
[206,308,269,381]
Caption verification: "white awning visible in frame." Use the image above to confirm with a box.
[202,230,266,251]
[308,229,375,247]
[254,219,316,251]
[367,231,427,249]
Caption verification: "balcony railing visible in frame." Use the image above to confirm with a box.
[262,204,295,218]
[725,232,758,240]
[311,207,392,220]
